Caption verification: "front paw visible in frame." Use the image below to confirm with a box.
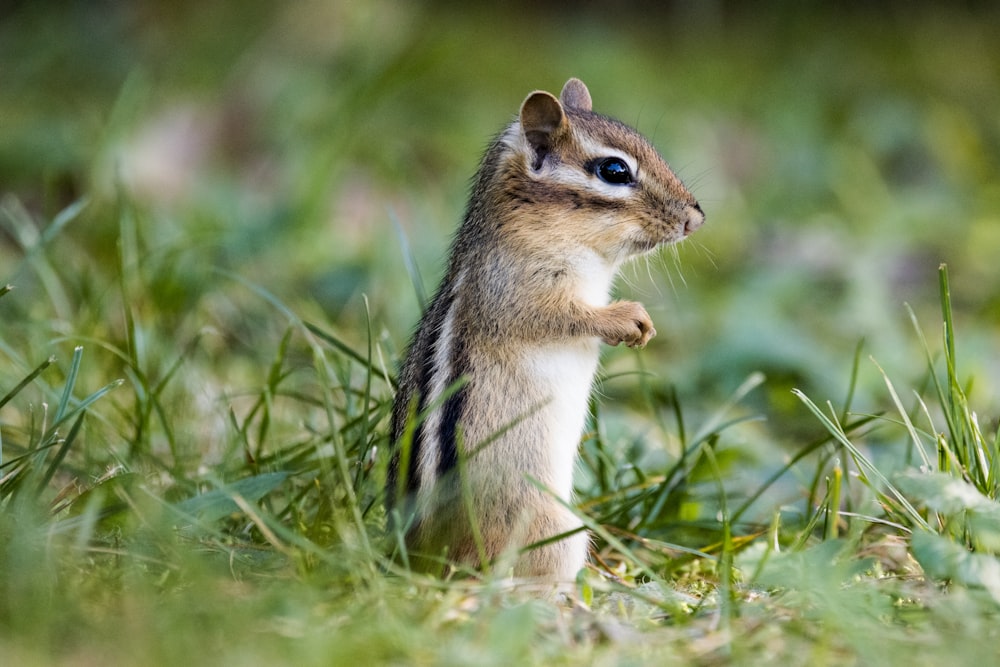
[599,301,656,348]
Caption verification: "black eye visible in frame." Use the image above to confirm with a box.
[595,157,633,185]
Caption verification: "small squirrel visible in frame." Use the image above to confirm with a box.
[388,78,703,583]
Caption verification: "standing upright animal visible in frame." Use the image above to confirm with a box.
[388,78,704,583]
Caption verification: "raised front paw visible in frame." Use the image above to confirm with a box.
[599,301,656,348]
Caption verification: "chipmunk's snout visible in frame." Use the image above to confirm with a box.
[683,203,705,236]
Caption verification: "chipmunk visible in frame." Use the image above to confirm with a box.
[387,78,703,584]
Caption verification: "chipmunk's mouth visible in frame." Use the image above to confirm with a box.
[628,218,690,254]
[625,234,663,254]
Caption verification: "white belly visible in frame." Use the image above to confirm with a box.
[527,339,600,499]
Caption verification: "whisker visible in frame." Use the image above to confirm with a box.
[683,166,714,193]
[644,254,661,299]
[666,245,687,292]
[617,263,639,292]
[690,239,718,270]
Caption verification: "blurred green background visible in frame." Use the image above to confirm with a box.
[2,0,999,479]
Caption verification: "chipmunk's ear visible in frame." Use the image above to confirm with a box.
[559,78,592,112]
[520,90,568,170]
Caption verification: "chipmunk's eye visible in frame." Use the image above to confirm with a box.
[595,157,633,185]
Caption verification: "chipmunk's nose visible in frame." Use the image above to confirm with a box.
[683,203,704,236]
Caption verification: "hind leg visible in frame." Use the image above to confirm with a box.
[510,501,590,583]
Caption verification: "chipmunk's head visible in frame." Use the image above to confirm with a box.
[497,78,703,265]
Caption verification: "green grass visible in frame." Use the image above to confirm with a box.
[3,2,1000,665]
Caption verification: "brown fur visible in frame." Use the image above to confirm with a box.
[388,78,704,585]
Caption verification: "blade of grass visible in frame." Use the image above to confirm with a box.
[389,207,427,312]
[840,338,865,424]
[354,296,375,492]
[310,344,376,571]
[825,464,843,540]
[53,346,84,424]
[702,442,735,640]
[730,414,879,527]
[306,321,398,390]
[792,388,930,531]
[870,358,933,469]
[36,412,85,494]
[0,355,55,411]
[690,371,765,446]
